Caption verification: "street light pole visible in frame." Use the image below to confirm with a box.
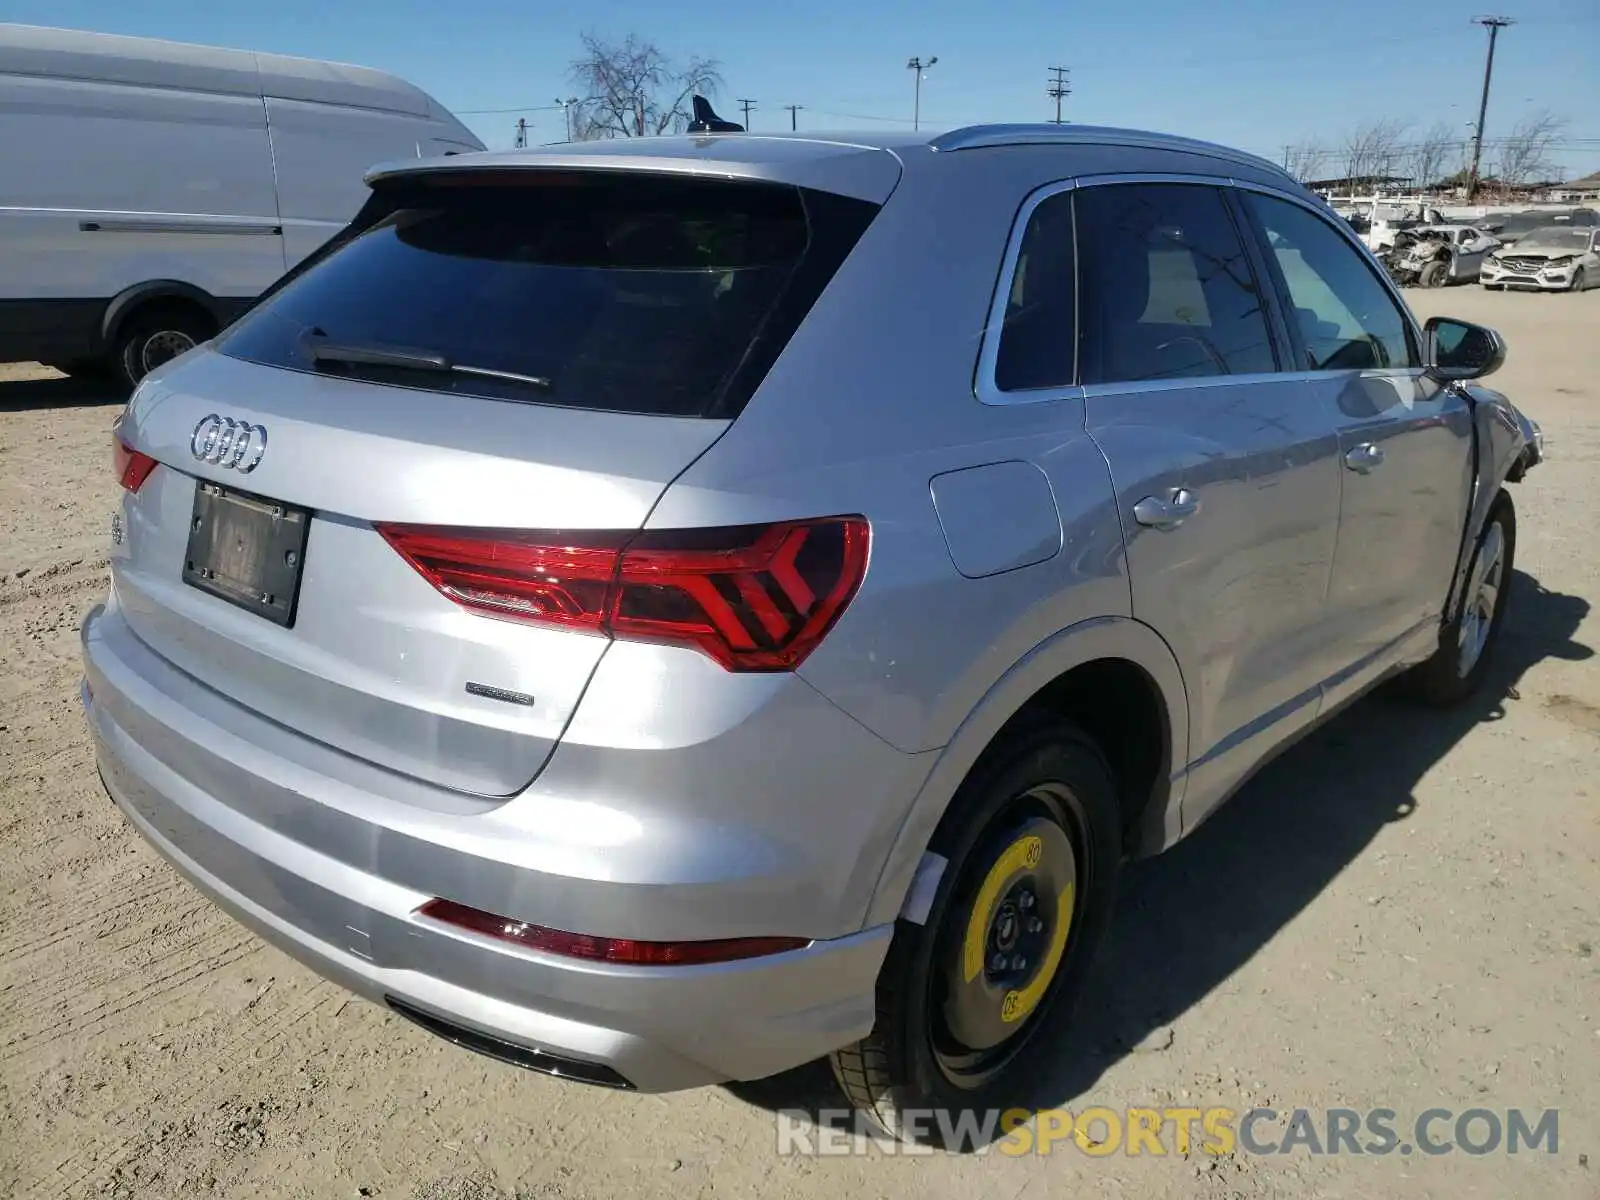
[907,55,938,130]
[555,97,578,142]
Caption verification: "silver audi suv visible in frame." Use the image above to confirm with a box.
[85,116,1542,1143]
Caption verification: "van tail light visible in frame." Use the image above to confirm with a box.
[376,516,869,672]
[113,436,159,493]
[417,898,810,965]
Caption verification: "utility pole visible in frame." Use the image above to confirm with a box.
[1047,66,1071,124]
[783,104,803,131]
[737,98,758,129]
[907,55,937,130]
[1467,16,1514,201]
[514,118,528,149]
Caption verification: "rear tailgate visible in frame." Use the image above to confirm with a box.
[109,163,885,797]
[114,350,728,795]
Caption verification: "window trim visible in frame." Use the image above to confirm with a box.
[978,171,1298,405]
[1230,181,1424,375]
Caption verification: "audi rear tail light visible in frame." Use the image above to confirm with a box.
[377,516,869,672]
[417,898,809,965]
[113,436,158,493]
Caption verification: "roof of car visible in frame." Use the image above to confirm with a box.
[368,124,1295,202]
[393,124,1284,170]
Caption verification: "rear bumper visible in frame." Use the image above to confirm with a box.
[82,600,911,1091]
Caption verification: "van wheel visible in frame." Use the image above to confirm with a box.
[113,307,212,389]
[1418,260,1449,288]
[830,718,1121,1147]
[1402,495,1515,706]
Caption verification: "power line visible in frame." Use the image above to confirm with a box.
[458,103,567,115]
[1046,66,1070,124]
[783,103,804,131]
[736,97,758,129]
[809,109,920,125]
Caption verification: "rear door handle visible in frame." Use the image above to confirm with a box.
[1133,488,1201,531]
[1344,442,1386,473]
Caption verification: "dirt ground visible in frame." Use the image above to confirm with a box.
[2,288,1597,1199]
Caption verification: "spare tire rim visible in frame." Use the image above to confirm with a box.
[930,784,1087,1088]
[1458,519,1505,677]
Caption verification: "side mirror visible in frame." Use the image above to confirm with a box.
[1424,316,1505,382]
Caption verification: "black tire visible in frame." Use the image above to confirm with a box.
[1571,267,1587,293]
[112,306,213,390]
[1418,259,1449,289]
[1402,494,1516,706]
[830,717,1122,1147]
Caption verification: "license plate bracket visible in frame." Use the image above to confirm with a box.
[183,482,310,627]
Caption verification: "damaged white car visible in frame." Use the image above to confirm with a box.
[1391,225,1502,288]
[1481,226,1600,292]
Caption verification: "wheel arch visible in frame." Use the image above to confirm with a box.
[99,280,225,348]
[864,616,1190,930]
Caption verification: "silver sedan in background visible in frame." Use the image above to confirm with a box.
[1481,226,1600,291]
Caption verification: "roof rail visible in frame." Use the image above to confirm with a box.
[929,123,1289,179]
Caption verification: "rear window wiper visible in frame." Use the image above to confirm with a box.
[308,340,552,391]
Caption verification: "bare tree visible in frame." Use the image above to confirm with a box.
[568,33,723,139]
[1494,110,1568,187]
[1406,121,1458,190]
[1284,139,1330,182]
[1340,118,1410,184]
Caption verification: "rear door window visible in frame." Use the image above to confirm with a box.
[218,172,877,417]
[1075,182,1278,385]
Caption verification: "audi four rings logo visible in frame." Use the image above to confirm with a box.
[190,414,267,473]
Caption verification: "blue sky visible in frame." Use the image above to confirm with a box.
[12,0,1600,176]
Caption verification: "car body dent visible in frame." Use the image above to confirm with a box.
[1444,381,1534,621]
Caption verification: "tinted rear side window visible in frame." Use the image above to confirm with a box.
[994,189,1077,392]
[1076,183,1277,385]
[218,172,878,417]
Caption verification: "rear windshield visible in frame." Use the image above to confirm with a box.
[218,172,878,417]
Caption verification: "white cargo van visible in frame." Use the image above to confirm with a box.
[0,24,484,385]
